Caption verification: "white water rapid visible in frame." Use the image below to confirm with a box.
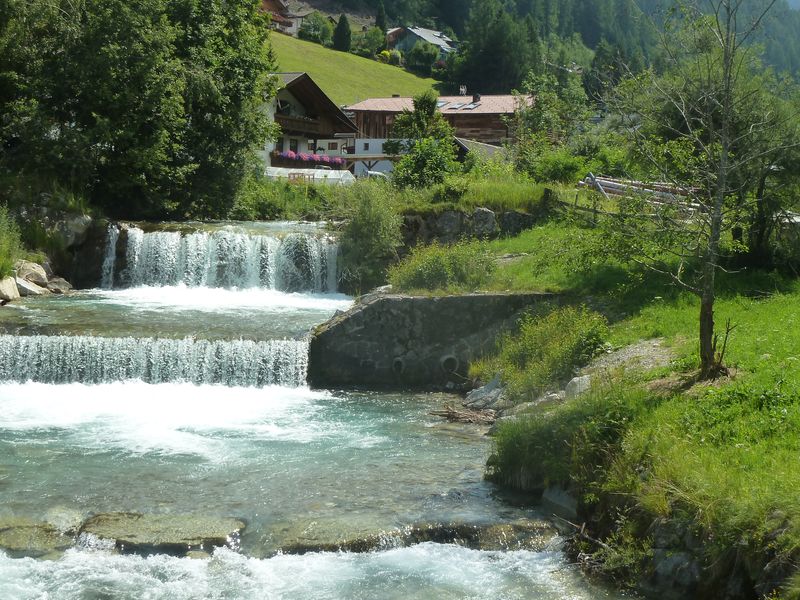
[0,221,623,600]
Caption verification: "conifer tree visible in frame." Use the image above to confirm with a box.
[333,14,352,52]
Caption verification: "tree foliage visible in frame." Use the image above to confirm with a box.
[299,11,333,45]
[0,0,277,219]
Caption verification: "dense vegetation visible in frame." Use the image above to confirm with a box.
[325,0,800,86]
[0,0,276,220]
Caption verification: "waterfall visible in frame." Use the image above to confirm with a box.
[107,226,339,292]
[100,224,120,289]
[0,335,309,387]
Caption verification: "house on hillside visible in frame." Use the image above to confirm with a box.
[347,94,525,145]
[263,72,358,173]
[260,0,310,36]
[386,26,457,60]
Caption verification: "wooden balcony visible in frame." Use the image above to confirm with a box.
[275,113,320,135]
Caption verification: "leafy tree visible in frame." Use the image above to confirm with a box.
[393,137,458,188]
[354,26,385,57]
[298,11,333,46]
[333,14,352,52]
[405,40,439,75]
[385,90,454,152]
[607,0,797,378]
[386,90,457,188]
[0,0,278,219]
[167,0,278,218]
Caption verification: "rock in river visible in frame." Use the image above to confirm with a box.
[0,518,73,558]
[79,512,245,556]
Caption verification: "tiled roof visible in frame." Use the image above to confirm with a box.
[347,95,528,115]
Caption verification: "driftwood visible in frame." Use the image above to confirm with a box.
[429,403,496,425]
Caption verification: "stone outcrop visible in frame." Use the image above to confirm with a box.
[47,277,73,294]
[80,512,245,556]
[0,277,19,302]
[15,260,49,287]
[401,207,540,248]
[308,292,555,390]
[70,219,111,289]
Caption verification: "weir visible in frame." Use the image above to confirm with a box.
[101,224,338,292]
[0,334,308,387]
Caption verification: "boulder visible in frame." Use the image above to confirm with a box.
[541,485,579,521]
[15,278,50,297]
[0,277,19,302]
[14,260,48,287]
[499,211,536,237]
[464,375,504,409]
[471,207,498,239]
[47,277,73,294]
[435,210,466,243]
[54,214,93,249]
[80,512,245,556]
[565,374,591,399]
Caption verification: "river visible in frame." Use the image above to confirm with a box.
[0,222,624,599]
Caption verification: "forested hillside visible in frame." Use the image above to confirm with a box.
[328,0,800,76]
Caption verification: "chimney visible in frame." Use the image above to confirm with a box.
[472,93,481,103]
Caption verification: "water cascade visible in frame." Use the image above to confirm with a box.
[0,334,308,387]
[101,224,338,292]
[0,220,621,599]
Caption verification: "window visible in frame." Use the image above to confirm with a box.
[363,142,370,151]
[289,138,298,153]
[275,137,284,152]
[328,142,338,151]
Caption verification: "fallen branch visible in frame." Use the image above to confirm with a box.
[429,403,496,425]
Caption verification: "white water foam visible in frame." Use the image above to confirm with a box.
[0,382,347,458]
[90,286,352,313]
[0,544,617,600]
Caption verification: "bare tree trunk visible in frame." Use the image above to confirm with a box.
[699,280,716,377]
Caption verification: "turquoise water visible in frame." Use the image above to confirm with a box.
[0,222,625,599]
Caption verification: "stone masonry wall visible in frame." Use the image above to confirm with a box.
[307,292,555,390]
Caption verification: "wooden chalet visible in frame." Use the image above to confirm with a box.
[346,94,527,145]
[266,73,358,169]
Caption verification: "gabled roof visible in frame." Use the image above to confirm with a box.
[273,72,358,133]
[401,26,456,52]
[347,95,527,115]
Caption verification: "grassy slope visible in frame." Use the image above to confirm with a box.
[270,33,436,105]
[470,219,800,595]
[385,212,800,593]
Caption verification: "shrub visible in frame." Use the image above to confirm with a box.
[487,381,651,491]
[393,138,458,189]
[432,177,468,203]
[472,306,608,400]
[0,205,23,278]
[388,50,402,66]
[338,184,402,293]
[527,146,588,184]
[388,241,496,292]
